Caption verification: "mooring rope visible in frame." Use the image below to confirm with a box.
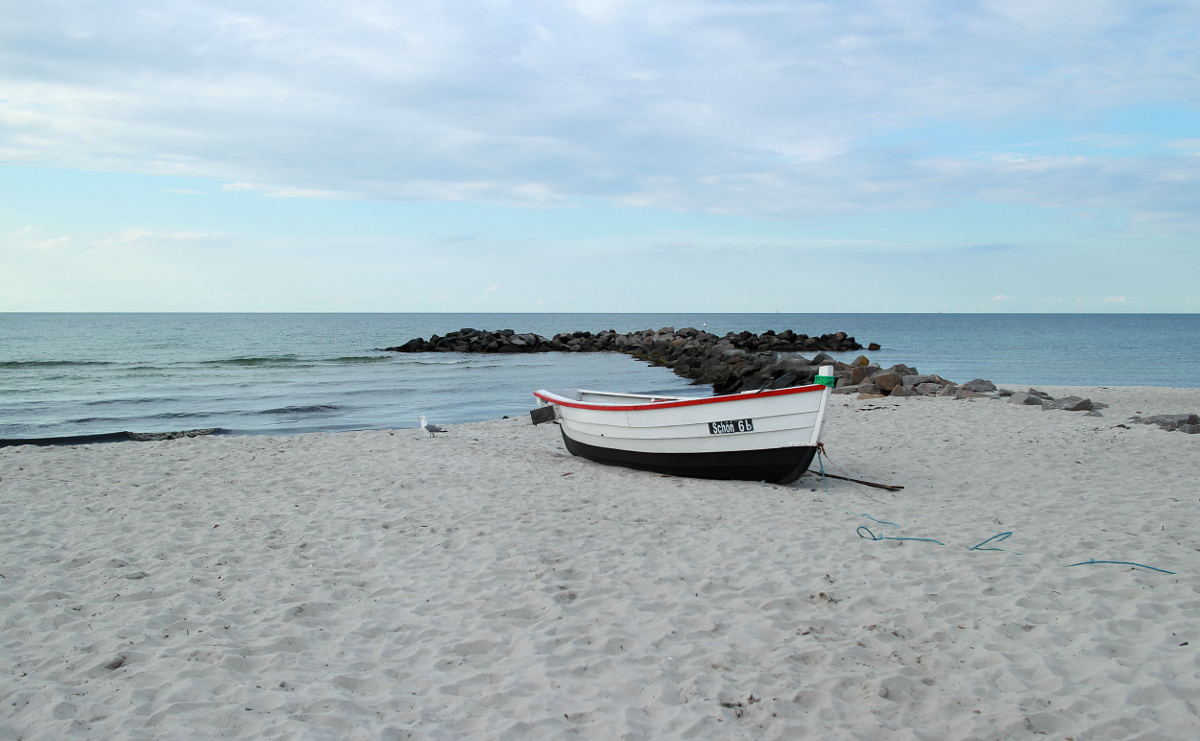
[970,532,1021,554]
[815,447,831,496]
[816,446,1173,574]
[854,513,900,527]
[1065,558,1176,575]
[857,526,945,546]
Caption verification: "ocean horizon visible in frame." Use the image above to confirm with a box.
[3,312,1198,442]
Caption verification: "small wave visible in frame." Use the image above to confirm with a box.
[408,359,474,366]
[302,384,418,396]
[325,356,393,364]
[201,355,304,367]
[150,411,222,420]
[262,404,343,415]
[84,397,177,406]
[0,360,116,368]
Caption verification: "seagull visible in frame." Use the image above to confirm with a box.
[418,415,448,438]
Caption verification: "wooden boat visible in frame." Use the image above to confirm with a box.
[533,366,833,484]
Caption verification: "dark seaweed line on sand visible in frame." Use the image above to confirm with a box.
[0,428,226,448]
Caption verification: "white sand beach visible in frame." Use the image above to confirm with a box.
[2,386,1199,740]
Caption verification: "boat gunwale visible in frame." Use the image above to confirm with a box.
[534,383,826,413]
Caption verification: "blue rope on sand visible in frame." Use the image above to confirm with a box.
[971,532,1021,554]
[857,526,945,546]
[1065,558,1176,575]
[816,449,831,496]
[855,513,900,527]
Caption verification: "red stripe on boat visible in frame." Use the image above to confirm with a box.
[534,384,826,411]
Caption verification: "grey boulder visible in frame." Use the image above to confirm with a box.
[961,378,997,393]
[1131,413,1200,431]
[1043,396,1094,412]
[871,372,903,392]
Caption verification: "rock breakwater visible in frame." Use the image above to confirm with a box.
[382,328,1112,416]
[384,327,866,394]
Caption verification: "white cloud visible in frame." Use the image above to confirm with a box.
[93,227,227,250]
[34,236,70,250]
[1,226,71,251]
[1,1,1199,226]
[991,294,1013,301]
[1166,139,1200,152]
[1103,295,1127,303]
[220,182,349,198]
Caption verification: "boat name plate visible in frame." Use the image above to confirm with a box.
[708,418,754,435]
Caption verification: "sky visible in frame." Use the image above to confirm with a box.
[2,0,1198,313]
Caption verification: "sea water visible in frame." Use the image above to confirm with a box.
[2,313,1197,441]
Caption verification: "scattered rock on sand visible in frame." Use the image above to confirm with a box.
[1043,396,1095,412]
[1130,413,1200,433]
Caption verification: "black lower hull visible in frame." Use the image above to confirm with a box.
[560,428,817,484]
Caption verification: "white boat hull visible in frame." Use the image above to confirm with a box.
[533,383,831,483]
